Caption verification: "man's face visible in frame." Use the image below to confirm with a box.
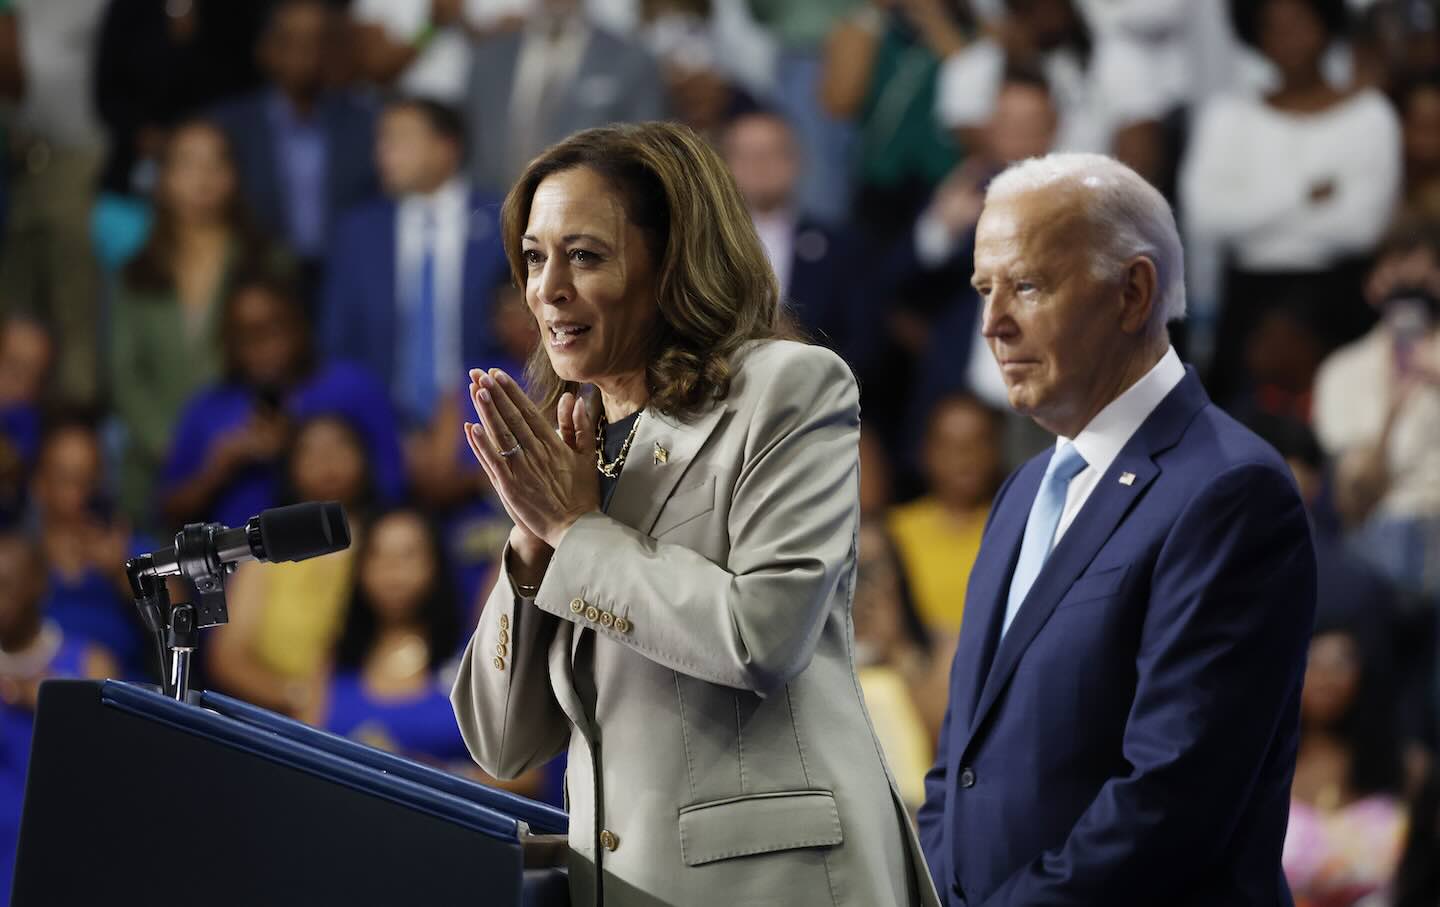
[972,189,1135,435]
[262,2,329,96]
[722,114,800,214]
[376,107,456,196]
[987,83,1058,165]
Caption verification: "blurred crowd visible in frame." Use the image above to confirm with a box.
[0,0,1436,904]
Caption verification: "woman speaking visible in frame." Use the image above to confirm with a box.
[451,121,938,907]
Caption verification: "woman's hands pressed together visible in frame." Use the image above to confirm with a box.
[464,368,600,554]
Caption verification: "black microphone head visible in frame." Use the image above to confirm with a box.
[256,502,351,563]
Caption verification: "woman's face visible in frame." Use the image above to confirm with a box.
[359,512,436,625]
[230,287,304,388]
[1301,631,1362,727]
[161,124,236,222]
[1258,0,1329,77]
[290,418,367,504]
[521,166,661,388]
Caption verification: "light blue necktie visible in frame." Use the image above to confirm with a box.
[1001,443,1089,639]
[404,212,438,426]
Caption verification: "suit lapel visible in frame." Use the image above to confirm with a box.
[948,461,1040,744]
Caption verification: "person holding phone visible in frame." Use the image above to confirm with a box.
[1314,221,1440,596]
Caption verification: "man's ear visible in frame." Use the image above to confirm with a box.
[1119,256,1159,335]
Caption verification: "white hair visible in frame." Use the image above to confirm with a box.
[985,152,1187,326]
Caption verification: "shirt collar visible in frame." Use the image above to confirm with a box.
[401,176,468,218]
[1060,345,1185,476]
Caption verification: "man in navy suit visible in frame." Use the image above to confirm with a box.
[208,0,377,270]
[321,96,508,426]
[720,108,878,377]
[918,153,1316,906]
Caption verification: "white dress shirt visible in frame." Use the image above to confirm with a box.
[397,178,471,398]
[1052,346,1186,544]
[751,209,795,298]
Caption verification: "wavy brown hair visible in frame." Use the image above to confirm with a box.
[500,121,794,420]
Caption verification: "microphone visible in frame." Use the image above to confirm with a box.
[137,501,351,579]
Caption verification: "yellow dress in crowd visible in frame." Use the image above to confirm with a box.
[887,497,987,634]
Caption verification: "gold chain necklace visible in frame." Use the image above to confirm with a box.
[596,412,642,478]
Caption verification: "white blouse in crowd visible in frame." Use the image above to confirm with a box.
[1179,89,1402,273]
[934,36,1170,155]
[1313,325,1440,520]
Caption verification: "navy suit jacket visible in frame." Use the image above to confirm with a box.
[918,369,1316,907]
[319,190,510,398]
[785,218,876,372]
[209,90,378,254]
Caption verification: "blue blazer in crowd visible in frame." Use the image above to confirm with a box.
[919,370,1317,907]
[320,191,510,397]
[208,90,378,255]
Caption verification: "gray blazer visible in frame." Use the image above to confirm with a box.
[465,24,667,195]
[452,340,941,907]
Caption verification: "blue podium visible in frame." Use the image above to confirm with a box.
[11,681,569,906]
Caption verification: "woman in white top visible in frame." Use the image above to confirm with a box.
[1179,0,1401,405]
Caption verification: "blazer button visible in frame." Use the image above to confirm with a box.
[959,767,976,789]
[599,611,615,628]
[499,614,510,630]
[492,656,505,671]
[569,598,585,614]
[614,617,631,634]
[585,606,601,622]
[599,829,619,851]
[497,628,509,646]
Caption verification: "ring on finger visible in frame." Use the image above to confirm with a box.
[498,442,522,458]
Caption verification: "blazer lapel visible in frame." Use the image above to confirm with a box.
[603,400,728,537]
[571,398,728,663]
[961,369,1210,757]
[548,619,591,742]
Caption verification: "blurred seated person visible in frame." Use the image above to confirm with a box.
[110,120,284,530]
[887,393,1004,635]
[0,318,52,524]
[819,0,969,241]
[1313,221,1440,595]
[160,276,405,530]
[0,533,116,897]
[321,96,510,503]
[464,0,667,194]
[1284,616,1408,907]
[1180,0,1401,405]
[853,522,935,814]
[720,107,876,374]
[1229,295,1330,421]
[209,0,378,291]
[324,505,547,798]
[936,0,1168,185]
[30,418,151,678]
[1395,71,1440,222]
[207,414,374,721]
[898,71,1057,471]
[639,0,749,140]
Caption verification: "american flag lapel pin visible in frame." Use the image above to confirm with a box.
[1119,472,1136,486]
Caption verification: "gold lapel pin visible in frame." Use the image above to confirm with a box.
[654,442,668,465]
[1119,472,1136,486]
